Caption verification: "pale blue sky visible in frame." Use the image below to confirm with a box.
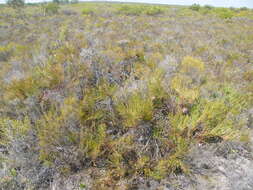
[0,0,253,8]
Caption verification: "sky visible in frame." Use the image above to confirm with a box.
[0,0,253,8]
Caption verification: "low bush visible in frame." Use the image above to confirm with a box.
[204,5,214,10]
[171,56,205,105]
[240,7,249,11]
[116,92,153,127]
[37,81,116,171]
[0,117,31,146]
[7,0,25,9]
[145,6,164,16]
[117,5,144,15]
[82,7,95,15]
[42,3,60,15]
[148,87,249,179]
[5,62,64,100]
[213,8,235,19]
[189,3,201,11]
[117,4,165,16]
[0,44,13,62]
[188,4,239,19]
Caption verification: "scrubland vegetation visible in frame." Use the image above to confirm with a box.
[0,2,253,190]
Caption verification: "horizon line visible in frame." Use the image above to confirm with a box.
[0,0,253,8]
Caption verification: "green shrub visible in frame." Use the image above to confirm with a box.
[38,81,116,169]
[204,5,214,10]
[115,67,168,128]
[37,97,82,163]
[145,6,164,15]
[240,7,249,11]
[169,88,248,141]
[117,5,164,16]
[235,9,253,19]
[79,123,107,159]
[38,96,107,162]
[147,68,168,101]
[148,136,189,179]
[6,62,64,100]
[188,5,237,18]
[117,5,143,15]
[116,92,153,127]
[53,0,60,4]
[7,0,24,9]
[189,4,201,11]
[42,3,59,15]
[70,0,79,4]
[213,8,235,19]
[171,56,205,105]
[147,86,250,179]
[0,117,31,146]
[0,44,13,61]
[82,7,96,15]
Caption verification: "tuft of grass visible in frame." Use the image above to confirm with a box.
[116,92,153,127]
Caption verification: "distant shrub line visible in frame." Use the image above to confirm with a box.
[189,3,253,19]
[117,4,165,16]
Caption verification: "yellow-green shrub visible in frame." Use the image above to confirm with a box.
[6,62,64,100]
[117,4,165,16]
[42,3,60,15]
[180,56,205,75]
[169,87,249,142]
[80,81,117,124]
[82,7,95,15]
[147,68,167,99]
[38,96,81,162]
[0,117,31,146]
[148,136,189,179]
[6,77,39,100]
[79,123,107,159]
[0,44,13,61]
[38,81,116,166]
[116,92,153,127]
[189,4,201,11]
[171,56,205,105]
[34,62,64,89]
[146,86,250,179]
